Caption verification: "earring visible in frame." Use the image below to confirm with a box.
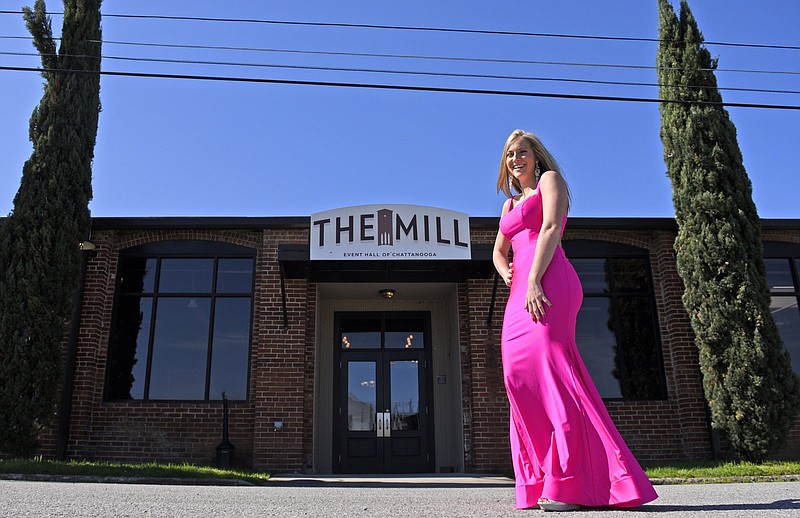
[534,162,542,179]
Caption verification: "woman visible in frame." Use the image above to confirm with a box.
[493,130,658,511]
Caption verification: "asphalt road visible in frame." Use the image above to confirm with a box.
[1,475,799,517]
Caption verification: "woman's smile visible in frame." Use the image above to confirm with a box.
[506,139,535,179]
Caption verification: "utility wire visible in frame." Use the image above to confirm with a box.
[3,50,798,96]
[2,65,797,110]
[2,35,798,77]
[1,10,797,51]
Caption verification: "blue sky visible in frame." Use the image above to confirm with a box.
[1,1,798,218]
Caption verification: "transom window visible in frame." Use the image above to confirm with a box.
[564,240,667,400]
[105,240,255,401]
[764,242,800,375]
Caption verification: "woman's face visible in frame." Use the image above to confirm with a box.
[506,138,536,181]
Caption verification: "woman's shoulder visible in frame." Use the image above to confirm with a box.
[537,170,567,190]
[537,170,571,211]
[538,169,562,181]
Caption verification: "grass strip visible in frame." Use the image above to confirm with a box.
[642,460,800,483]
[0,458,270,485]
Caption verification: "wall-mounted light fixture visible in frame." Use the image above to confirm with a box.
[79,240,98,258]
[274,420,283,432]
[379,289,395,299]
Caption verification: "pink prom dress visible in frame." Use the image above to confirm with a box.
[499,192,658,509]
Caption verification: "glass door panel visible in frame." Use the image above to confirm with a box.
[338,355,382,471]
[347,362,376,432]
[390,360,420,431]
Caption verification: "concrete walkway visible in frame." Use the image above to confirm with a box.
[1,474,799,517]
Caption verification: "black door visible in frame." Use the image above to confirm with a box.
[333,312,434,473]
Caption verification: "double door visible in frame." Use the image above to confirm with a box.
[333,312,434,473]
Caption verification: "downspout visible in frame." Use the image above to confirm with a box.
[279,261,289,331]
[486,272,500,330]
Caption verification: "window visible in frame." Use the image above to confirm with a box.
[564,240,667,400]
[105,240,255,401]
[763,242,800,375]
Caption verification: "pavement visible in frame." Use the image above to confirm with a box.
[1,474,799,517]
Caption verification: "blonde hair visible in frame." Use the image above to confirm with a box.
[496,129,564,198]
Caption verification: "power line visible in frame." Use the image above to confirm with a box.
[2,35,798,77]
[3,50,798,96]
[1,10,797,51]
[2,65,797,110]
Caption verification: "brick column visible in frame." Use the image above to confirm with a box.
[251,230,308,473]
[651,231,713,459]
[466,277,511,473]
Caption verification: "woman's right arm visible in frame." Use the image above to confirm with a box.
[493,201,513,287]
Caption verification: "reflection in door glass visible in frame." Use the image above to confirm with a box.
[384,332,423,349]
[385,318,424,348]
[390,361,419,431]
[341,318,381,348]
[348,362,376,431]
[341,331,381,349]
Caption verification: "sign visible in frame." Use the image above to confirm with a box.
[310,204,471,260]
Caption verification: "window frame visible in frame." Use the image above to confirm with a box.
[763,241,800,376]
[104,240,256,402]
[563,239,668,401]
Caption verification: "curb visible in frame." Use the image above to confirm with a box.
[0,473,257,486]
[650,474,800,485]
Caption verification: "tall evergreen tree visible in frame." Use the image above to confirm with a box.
[0,0,102,456]
[656,0,800,462]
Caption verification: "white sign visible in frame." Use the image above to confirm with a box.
[310,204,471,260]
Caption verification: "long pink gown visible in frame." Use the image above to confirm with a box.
[499,192,658,509]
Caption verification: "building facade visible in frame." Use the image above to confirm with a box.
[34,212,800,473]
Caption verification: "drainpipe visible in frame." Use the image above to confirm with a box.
[486,272,500,330]
[56,240,95,459]
[279,261,289,331]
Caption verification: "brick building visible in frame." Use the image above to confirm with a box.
[35,207,800,473]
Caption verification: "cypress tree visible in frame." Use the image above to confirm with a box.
[0,0,102,456]
[656,0,800,462]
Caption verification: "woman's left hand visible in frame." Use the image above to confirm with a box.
[525,281,552,322]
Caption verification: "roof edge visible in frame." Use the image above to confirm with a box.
[0,215,785,232]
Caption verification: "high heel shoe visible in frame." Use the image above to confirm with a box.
[537,498,581,512]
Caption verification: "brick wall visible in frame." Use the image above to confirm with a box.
[45,227,315,472]
[30,220,800,472]
[461,227,510,472]
[251,230,308,473]
[457,282,476,472]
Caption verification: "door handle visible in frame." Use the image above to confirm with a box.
[376,412,392,437]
